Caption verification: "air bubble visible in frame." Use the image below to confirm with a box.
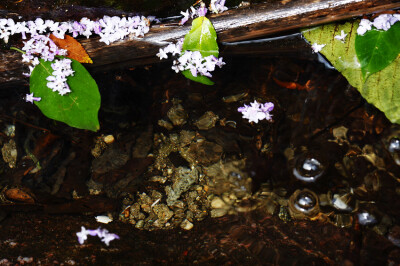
[294,191,316,213]
[357,212,377,226]
[288,189,320,219]
[388,138,400,153]
[387,138,400,165]
[293,154,325,182]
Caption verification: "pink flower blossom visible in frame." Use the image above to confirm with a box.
[25,92,41,103]
[46,58,74,96]
[76,226,120,246]
[311,43,325,53]
[157,39,225,78]
[210,0,228,14]
[0,15,151,45]
[238,100,274,123]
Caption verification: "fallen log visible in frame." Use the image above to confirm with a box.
[1,0,400,85]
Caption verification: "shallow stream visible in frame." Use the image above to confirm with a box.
[0,2,400,265]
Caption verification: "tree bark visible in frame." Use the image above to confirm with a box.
[1,0,400,85]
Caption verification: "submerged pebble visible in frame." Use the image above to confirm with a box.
[167,100,187,126]
[1,140,17,168]
[194,111,219,130]
[95,215,113,224]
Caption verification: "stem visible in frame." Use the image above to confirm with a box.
[10,47,25,54]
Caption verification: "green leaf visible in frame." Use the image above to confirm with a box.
[181,16,219,85]
[355,22,400,79]
[302,21,400,124]
[30,58,101,131]
[182,16,219,58]
[182,70,214,85]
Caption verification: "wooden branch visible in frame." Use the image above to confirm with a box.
[1,0,400,85]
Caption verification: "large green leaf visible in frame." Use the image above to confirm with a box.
[182,16,219,57]
[302,21,400,124]
[181,16,219,85]
[355,22,400,79]
[182,70,214,85]
[30,58,101,131]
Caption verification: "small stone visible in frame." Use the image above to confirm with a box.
[194,111,219,130]
[180,219,193,230]
[181,141,223,166]
[211,197,227,209]
[158,119,174,130]
[211,208,228,218]
[132,126,153,158]
[95,215,113,224]
[91,136,107,157]
[1,139,17,168]
[166,166,199,206]
[149,176,168,184]
[135,220,144,229]
[152,204,174,223]
[103,135,115,144]
[167,102,187,126]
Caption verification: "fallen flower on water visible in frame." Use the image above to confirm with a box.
[357,18,372,35]
[210,0,228,14]
[25,92,41,103]
[76,226,119,246]
[179,3,208,25]
[238,100,274,123]
[334,30,347,42]
[373,13,398,31]
[311,43,325,53]
[46,58,75,96]
[157,39,225,78]
[357,14,400,36]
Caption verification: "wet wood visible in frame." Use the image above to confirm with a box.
[1,0,400,85]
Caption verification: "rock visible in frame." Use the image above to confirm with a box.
[1,139,17,168]
[103,135,115,144]
[158,119,174,130]
[180,219,193,230]
[194,111,219,130]
[92,144,130,176]
[178,130,196,147]
[211,197,227,209]
[165,166,199,206]
[152,204,174,224]
[132,126,153,158]
[211,208,228,218]
[167,100,187,126]
[181,140,223,166]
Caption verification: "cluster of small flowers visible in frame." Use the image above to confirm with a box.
[97,15,150,45]
[0,15,151,101]
[172,50,225,77]
[238,100,274,123]
[46,58,75,96]
[180,5,208,25]
[21,34,67,76]
[76,226,120,246]
[210,0,228,14]
[357,13,400,35]
[156,39,183,59]
[156,39,225,77]
[0,15,150,44]
[180,0,227,25]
